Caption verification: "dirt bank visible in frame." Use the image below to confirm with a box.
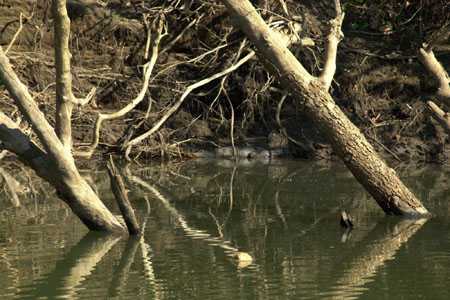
[0,0,449,162]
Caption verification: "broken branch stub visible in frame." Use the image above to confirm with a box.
[107,157,140,235]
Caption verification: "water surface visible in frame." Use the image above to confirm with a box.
[1,160,449,299]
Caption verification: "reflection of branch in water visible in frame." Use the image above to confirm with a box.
[108,237,140,298]
[327,218,428,299]
[0,244,20,297]
[129,174,253,268]
[139,197,162,300]
[29,232,120,299]
[0,167,21,207]
[228,166,237,212]
[274,190,288,229]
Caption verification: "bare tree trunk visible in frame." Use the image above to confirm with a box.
[0,0,127,232]
[53,0,74,149]
[0,49,125,232]
[218,0,429,216]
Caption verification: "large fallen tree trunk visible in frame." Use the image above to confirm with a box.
[218,0,429,216]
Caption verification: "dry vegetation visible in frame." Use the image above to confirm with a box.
[0,0,449,161]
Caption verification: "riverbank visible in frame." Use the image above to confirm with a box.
[1,0,449,162]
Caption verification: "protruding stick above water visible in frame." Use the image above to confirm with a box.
[107,157,140,235]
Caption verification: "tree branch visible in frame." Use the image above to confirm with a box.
[426,101,450,135]
[5,13,25,54]
[74,16,164,158]
[53,0,96,149]
[318,0,345,90]
[418,46,450,102]
[123,50,255,159]
[0,112,57,185]
[0,47,77,177]
[107,156,140,235]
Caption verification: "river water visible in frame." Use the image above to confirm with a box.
[1,159,449,299]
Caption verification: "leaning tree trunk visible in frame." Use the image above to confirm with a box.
[0,0,126,235]
[219,0,429,216]
[0,49,124,232]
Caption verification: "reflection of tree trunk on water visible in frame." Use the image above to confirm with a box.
[0,167,21,207]
[139,197,162,299]
[127,171,253,267]
[327,218,428,299]
[28,232,120,299]
[107,237,140,298]
[108,197,161,299]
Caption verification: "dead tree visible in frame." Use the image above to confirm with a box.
[0,0,126,232]
[217,0,429,216]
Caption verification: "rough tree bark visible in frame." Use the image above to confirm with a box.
[218,0,429,216]
[0,1,126,232]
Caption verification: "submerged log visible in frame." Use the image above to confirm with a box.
[218,0,429,217]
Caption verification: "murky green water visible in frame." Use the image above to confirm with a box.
[1,159,450,299]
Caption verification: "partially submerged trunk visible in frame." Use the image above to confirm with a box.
[218,0,429,216]
[0,100,124,232]
[0,0,126,233]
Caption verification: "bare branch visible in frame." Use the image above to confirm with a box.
[123,50,255,159]
[160,16,200,55]
[426,101,450,135]
[419,46,450,101]
[74,16,164,158]
[0,167,21,207]
[5,13,25,54]
[53,0,75,148]
[318,0,345,90]
[0,112,56,184]
[0,47,76,174]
